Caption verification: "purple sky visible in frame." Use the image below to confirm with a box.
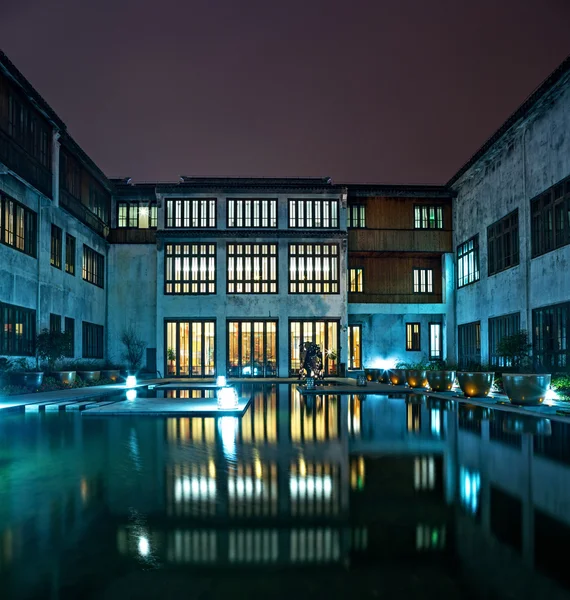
[1,0,569,184]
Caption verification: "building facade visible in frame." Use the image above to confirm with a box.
[1,48,569,376]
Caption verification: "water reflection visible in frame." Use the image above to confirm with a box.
[1,385,570,599]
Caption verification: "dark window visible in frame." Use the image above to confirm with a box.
[50,313,61,332]
[348,324,362,370]
[488,210,519,276]
[348,204,366,228]
[531,176,570,257]
[488,313,521,367]
[406,323,421,351]
[429,323,442,360]
[533,301,570,371]
[0,193,37,257]
[117,202,157,229]
[458,321,481,368]
[289,244,339,294]
[82,321,104,359]
[65,234,76,275]
[227,243,277,293]
[227,199,277,228]
[165,243,216,294]
[50,224,62,269]
[413,268,433,293]
[457,235,480,288]
[349,268,363,292]
[165,199,216,228]
[64,317,75,357]
[414,205,443,229]
[82,245,105,288]
[288,199,339,228]
[0,301,36,356]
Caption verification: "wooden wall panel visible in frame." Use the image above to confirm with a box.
[348,229,452,253]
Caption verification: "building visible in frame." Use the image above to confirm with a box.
[1,48,569,376]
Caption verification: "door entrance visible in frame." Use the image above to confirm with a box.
[165,320,216,377]
[227,320,278,377]
[289,320,339,376]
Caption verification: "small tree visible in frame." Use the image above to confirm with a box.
[497,330,532,370]
[36,328,72,372]
[121,327,146,373]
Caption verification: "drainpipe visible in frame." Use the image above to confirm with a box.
[52,131,60,207]
[521,125,531,336]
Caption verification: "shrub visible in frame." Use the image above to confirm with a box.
[497,330,532,370]
[36,329,73,372]
[121,327,146,373]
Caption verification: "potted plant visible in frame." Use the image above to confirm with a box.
[551,375,570,401]
[121,327,146,375]
[8,357,44,389]
[167,347,176,375]
[326,349,338,375]
[426,360,457,392]
[457,362,495,398]
[498,330,551,406]
[76,361,102,383]
[396,359,429,389]
[390,361,409,386]
[35,328,75,384]
[101,361,122,382]
[364,367,380,382]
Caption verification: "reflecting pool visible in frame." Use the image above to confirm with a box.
[1,384,570,599]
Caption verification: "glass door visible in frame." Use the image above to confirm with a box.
[227,320,278,377]
[165,320,216,377]
[289,320,339,376]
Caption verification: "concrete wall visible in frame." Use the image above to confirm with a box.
[452,71,570,363]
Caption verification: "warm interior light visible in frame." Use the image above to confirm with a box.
[126,375,137,388]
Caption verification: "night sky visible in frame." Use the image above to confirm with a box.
[1,0,569,184]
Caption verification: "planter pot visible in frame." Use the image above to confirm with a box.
[9,371,44,389]
[457,372,494,398]
[389,368,407,386]
[51,371,76,385]
[503,415,552,436]
[378,370,391,384]
[459,404,493,422]
[427,370,456,392]
[406,393,426,404]
[77,370,101,383]
[502,373,551,406]
[364,368,380,382]
[405,369,428,389]
[101,369,121,382]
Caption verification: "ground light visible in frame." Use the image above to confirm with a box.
[126,375,137,388]
[217,386,239,410]
[216,375,227,387]
[126,389,137,401]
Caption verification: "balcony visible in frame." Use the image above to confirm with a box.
[60,190,109,238]
[348,229,452,253]
[348,292,443,304]
[107,228,157,244]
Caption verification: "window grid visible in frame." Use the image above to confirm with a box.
[0,301,36,356]
[406,323,421,351]
[488,210,520,276]
[166,199,217,228]
[488,313,521,367]
[82,245,105,288]
[457,235,480,288]
[64,316,75,357]
[117,202,157,229]
[348,324,362,370]
[227,243,277,294]
[349,268,363,293]
[50,224,62,269]
[165,243,216,295]
[348,204,366,228]
[531,177,570,257]
[413,268,433,293]
[533,302,569,371]
[288,199,339,229]
[65,234,76,275]
[414,205,443,229]
[458,321,481,369]
[0,193,37,257]
[227,199,277,228]
[289,244,339,294]
[82,321,104,359]
[50,313,61,333]
[428,323,442,360]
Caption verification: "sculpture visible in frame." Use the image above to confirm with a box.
[298,342,324,381]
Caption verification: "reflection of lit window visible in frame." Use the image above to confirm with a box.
[348,396,362,437]
[240,387,278,443]
[290,460,338,516]
[351,527,368,551]
[430,408,442,438]
[167,530,217,563]
[290,528,340,562]
[166,418,215,443]
[416,524,446,550]
[166,463,217,517]
[290,389,339,442]
[414,456,435,490]
[229,529,278,563]
[460,467,481,514]
[228,460,278,517]
[350,456,365,490]
[407,404,421,432]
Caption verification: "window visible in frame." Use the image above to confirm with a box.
[413,268,433,293]
[227,199,277,228]
[458,321,481,369]
[65,234,76,275]
[429,323,442,360]
[289,319,339,376]
[227,243,277,294]
[406,323,421,351]
[0,193,37,257]
[165,199,216,228]
[0,301,36,356]
[348,324,362,370]
[50,224,62,269]
[82,322,104,359]
[531,176,570,257]
[166,320,216,376]
[117,202,157,229]
[457,235,479,288]
[165,243,216,294]
[288,199,339,228]
[488,210,519,276]
[533,302,569,370]
[349,268,363,293]
[64,317,75,357]
[228,320,278,377]
[488,313,520,367]
[348,204,366,228]
[289,244,339,294]
[414,206,443,229]
[50,313,61,333]
[82,245,105,288]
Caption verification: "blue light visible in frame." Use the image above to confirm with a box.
[460,467,481,514]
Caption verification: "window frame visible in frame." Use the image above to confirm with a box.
[0,193,37,258]
[487,209,520,276]
[533,301,570,371]
[458,321,482,369]
[65,233,76,275]
[288,198,339,229]
[428,322,442,361]
[413,268,433,294]
[488,312,521,367]
[117,201,158,229]
[347,204,366,228]
[349,267,363,293]
[50,224,62,269]
[64,316,75,357]
[457,235,480,289]
[227,242,278,294]
[164,242,217,295]
[348,324,362,370]
[165,198,217,229]
[82,244,105,288]
[227,198,278,228]
[50,313,61,333]
[0,301,36,356]
[531,176,570,258]
[288,243,339,294]
[82,321,104,359]
[414,205,444,229]
[406,323,421,352]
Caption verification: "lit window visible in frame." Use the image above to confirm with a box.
[348,325,362,369]
[65,233,76,275]
[348,204,366,228]
[289,244,339,294]
[413,456,435,490]
[414,205,443,229]
[457,235,479,288]
[165,244,216,295]
[413,268,433,293]
[349,268,363,293]
[50,224,62,269]
[428,323,442,360]
[166,199,216,228]
[406,323,421,351]
[289,199,339,228]
[227,244,277,293]
[82,245,105,288]
[228,199,277,228]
